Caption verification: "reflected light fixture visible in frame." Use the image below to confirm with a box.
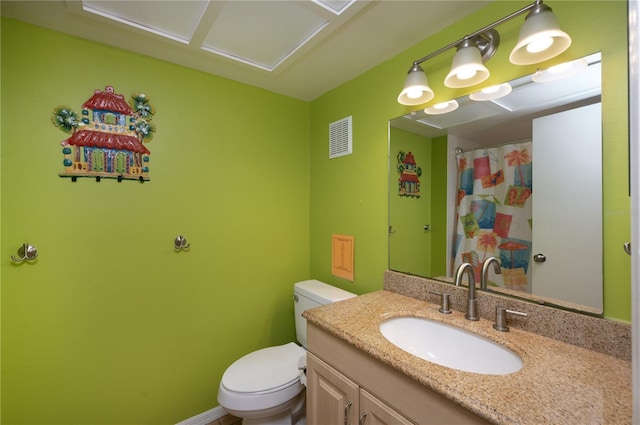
[398,0,571,106]
[470,83,513,101]
[532,58,588,82]
[425,100,459,115]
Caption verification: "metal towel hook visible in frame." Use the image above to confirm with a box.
[11,243,38,263]
[174,235,190,250]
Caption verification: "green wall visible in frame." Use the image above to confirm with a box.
[0,1,632,423]
[1,19,309,424]
[309,1,631,322]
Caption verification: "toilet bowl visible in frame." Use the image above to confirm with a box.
[218,343,306,425]
[217,280,356,425]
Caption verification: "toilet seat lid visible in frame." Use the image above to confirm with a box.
[221,342,306,393]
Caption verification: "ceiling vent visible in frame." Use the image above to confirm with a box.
[329,116,352,159]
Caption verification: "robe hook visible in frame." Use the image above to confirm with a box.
[174,235,190,250]
[11,243,38,263]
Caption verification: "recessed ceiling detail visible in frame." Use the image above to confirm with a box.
[82,1,209,44]
[81,0,355,72]
[201,1,329,71]
[312,0,354,15]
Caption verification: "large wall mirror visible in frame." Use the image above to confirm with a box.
[389,52,603,315]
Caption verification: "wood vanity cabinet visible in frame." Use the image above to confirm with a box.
[307,352,412,425]
[306,323,492,425]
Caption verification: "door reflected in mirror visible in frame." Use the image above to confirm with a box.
[389,52,603,315]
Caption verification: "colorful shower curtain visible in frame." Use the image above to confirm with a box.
[451,142,533,292]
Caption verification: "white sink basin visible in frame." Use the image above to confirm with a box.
[379,317,522,375]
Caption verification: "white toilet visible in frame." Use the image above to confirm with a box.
[217,279,356,425]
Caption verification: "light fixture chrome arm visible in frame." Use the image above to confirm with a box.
[411,0,542,67]
[398,0,571,106]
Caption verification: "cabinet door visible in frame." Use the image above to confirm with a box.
[307,352,359,425]
[359,388,413,425]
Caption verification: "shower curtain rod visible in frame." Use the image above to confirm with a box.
[455,138,532,155]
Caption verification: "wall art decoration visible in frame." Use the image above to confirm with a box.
[397,151,421,198]
[52,86,156,182]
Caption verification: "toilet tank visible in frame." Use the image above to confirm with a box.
[293,279,356,347]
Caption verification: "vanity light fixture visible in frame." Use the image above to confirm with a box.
[425,100,459,115]
[469,83,513,101]
[397,0,571,106]
[444,38,492,88]
[509,2,572,65]
[397,63,435,105]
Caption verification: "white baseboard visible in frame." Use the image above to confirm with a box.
[176,406,228,425]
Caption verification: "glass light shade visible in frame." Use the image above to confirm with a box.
[469,83,512,101]
[397,64,435,106]
[445,44,490,88]
[424,100,459,115]
[509,7,572,65]
[532,58,588,82]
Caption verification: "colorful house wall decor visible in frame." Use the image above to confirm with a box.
[52,86,156,182]
[397,151,421,198]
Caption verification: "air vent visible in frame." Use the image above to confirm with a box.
[329,116,352,159]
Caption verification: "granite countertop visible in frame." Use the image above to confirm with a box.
[303,290,632,425]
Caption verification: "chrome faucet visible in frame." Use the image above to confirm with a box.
[454,263,478,321]
[481,257,501,289]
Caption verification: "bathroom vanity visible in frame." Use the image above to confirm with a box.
[303,281,632,424]
[306,323,491,424]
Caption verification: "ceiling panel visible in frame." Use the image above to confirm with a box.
[83,0,208,43]
[201,1,329,71]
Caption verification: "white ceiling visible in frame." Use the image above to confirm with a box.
[0,0,490,101]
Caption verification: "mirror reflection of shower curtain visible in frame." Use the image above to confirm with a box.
[451,142,532,292]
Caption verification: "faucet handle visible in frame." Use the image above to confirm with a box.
[493,307,527,332]
[429,291,452,314]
